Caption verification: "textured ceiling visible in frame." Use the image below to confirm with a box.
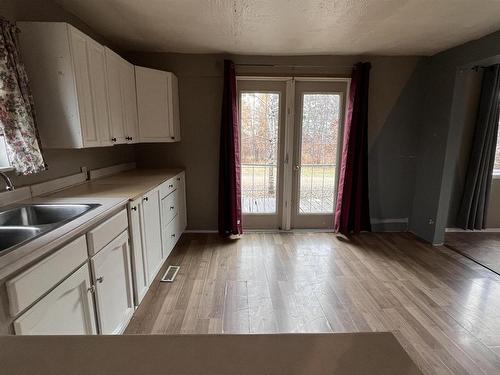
[54,0,500,55]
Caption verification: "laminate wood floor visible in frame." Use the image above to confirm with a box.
[125,232,500,375]
[445,232,500,275]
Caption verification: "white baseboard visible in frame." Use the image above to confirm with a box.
[446,227,500,233]
[371,217,408,232]
[183,230,218,233]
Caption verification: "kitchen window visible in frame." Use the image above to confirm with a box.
[0,132,12,170]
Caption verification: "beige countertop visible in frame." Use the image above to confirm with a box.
[0,332,422,375]
[0,169,183,280]
[48,168,183,200]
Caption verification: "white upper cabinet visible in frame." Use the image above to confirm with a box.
[105,48,126,144]
[86,37,112,147]
[135,66,181,143]
[122,61,140,143]
[18,22,112,148]
[19,22,180,148]
[105,47,139,144]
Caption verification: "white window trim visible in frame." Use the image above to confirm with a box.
[493,170,500,179]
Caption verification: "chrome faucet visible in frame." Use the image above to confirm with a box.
[0,171,14,191]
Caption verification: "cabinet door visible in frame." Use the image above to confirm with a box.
[141,188,163,282]
[13,263,97,335]
[105,48,126,144]
[91,230,134,334]
[128,198,148,305]
[122,61,139,143]
[136,66,170,142]
[177,172,188,230]
[167,72,181,142]
[69,27,98,147]
[87,39,112,146]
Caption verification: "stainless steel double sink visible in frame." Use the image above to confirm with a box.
[0,204,100,254]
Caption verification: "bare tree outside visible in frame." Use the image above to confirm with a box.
[240,92,279,213]
[299,94,340,213]
[240,92,340,214]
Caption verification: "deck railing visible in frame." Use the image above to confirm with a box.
[241,163,336,214]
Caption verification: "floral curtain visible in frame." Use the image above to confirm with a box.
[0,19,46,175]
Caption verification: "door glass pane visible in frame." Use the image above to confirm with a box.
[495,120,500,173]
[299,94,340,214]
[240,92,280,214]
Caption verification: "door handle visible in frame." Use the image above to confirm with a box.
[294,165,300,171]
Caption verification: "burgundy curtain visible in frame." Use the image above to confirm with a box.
[334,62,371,235]
[218,60,242,237]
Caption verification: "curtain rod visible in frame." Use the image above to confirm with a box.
[235,63,353,69]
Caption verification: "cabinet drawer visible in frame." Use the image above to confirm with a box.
[161,189,178,226]
[159,177,177,199]
[6,235,88,317]
[87,209,128,255]
[162,214,180,260]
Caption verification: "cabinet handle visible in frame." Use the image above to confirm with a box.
[96,276,104,283]
[169,184,174,188]
[111,137,117,142]
[170,206,175,210]
[143,197,149,202]
[131,206,137,211]
[177,177,181,181]
[171,233,176,238]
[171,136,175,140]
[126,136,132,141]
[87,285,95,294]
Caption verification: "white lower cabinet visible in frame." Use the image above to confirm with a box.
[128,172,187,305]
[13,263,97,335]
[141,187,163,284]
[9,173,187,334]
[128,198,149,305]
[159,173,187,259]
[91,230,134,334]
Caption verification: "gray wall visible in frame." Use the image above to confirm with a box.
[488,180,500,227]
[410,30,500,244]
[127,52,424,230]
[0,0,135,188]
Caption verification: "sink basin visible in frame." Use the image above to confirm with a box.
[0,204,99,226]
[0,227,42,252]
[0,203,101,255]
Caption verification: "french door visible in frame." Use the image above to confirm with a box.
[237,77,348,230]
